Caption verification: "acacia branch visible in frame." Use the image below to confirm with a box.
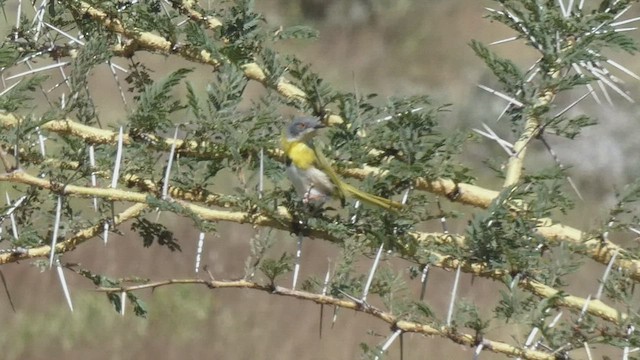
[94,277,557,360]
[0,202,147,262]
[503,82,556,187]
[71,1,309,105]
[0,169,625,324]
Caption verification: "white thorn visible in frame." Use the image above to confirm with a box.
[43,22,85,45]
[5,193,20,238]
[0,79,22,97]
[321,260,331,296]
[446,265,462,326]
[362,243,384,304]
[419,264,430,300]
[258,148,264,199]
[489,36,519,46]
[111,127,125,189]
[195,232,205,273]
[596,250,619,300]
[120,291,126,316]
[374,329,402,360]
[292,234,303,289]
[55,258,73,312]
[5,62,69,81]
[477,84,524,107]
[89,145,98,211]
[162,126,179,199]
[473,343,484,360]
[49,195,63,269]
[583,342,593,360]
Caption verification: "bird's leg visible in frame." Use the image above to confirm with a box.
[291,212,307,236]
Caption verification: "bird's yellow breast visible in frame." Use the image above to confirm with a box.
[281,136,317,170]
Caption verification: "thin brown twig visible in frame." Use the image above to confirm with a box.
[94,277,557,360]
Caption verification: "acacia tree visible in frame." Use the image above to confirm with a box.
[1,0,640,359]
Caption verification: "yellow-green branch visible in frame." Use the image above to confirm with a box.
[0,170,626,325]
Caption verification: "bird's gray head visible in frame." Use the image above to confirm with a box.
[285,116,325,141]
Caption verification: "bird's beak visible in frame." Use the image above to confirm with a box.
[314,122,326,129]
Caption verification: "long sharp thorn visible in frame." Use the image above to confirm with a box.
[120,291,126,316]
[374,107,423,123]
[549,312,563,328]
[5,62,69,80]
[489,36,518,45]
[292,234,303,289]
[337,289,361,303]
[607,59,640,81]
[111,127,124,189]
[567,0,575,14]
[437,198,449,234]
[0,270,15,312]
[89,145,98,211]
[258,148,264,199]
[109,62,128,73]
[473,343,484,360]
[195,232,205,273]
[596,79,614,105]
[401,187,411,205]
[108,61,128,106]
[571,63,602,104]
[577,294,592,324]
[583,342,593,360]
[374,329,402,360]
[49,195,63,269]
[613,27,638,33]
[14,0,22,41]
[596,250,619,300]
[43,22,85,44]
[32,0,46,40]
[524,327,540,351]
[624,326,635,359]
[446,265,462,326]
[475,123,514,155]
[362,243,384,304]
[557,0,568,17]
[331,306,339,328]
[5,194,19,238]
[36,127,46,158]
[553,91,593,118]
[612,16,640,27]
[319,260,331,338]
[350,200,361,223]
[538,136,583,200]
[162,126,179,199]
[0,79,21,97]
[55,258,73,312]
[103,222,110,245]
[477,84,524,107]
[585,63,634,102]
[419,265,430,301]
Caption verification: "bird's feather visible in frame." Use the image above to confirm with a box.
[281,129,402,211]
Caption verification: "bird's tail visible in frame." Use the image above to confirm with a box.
[341,183,403,211]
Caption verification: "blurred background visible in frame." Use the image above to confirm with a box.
[1,0,640,359]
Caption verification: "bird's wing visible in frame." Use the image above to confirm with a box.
[312,142,347,205]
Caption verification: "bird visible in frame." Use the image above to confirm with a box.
[280,116,403,211]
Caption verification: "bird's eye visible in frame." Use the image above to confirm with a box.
[296,123,306,129]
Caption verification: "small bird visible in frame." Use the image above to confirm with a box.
[281,116,402,211]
